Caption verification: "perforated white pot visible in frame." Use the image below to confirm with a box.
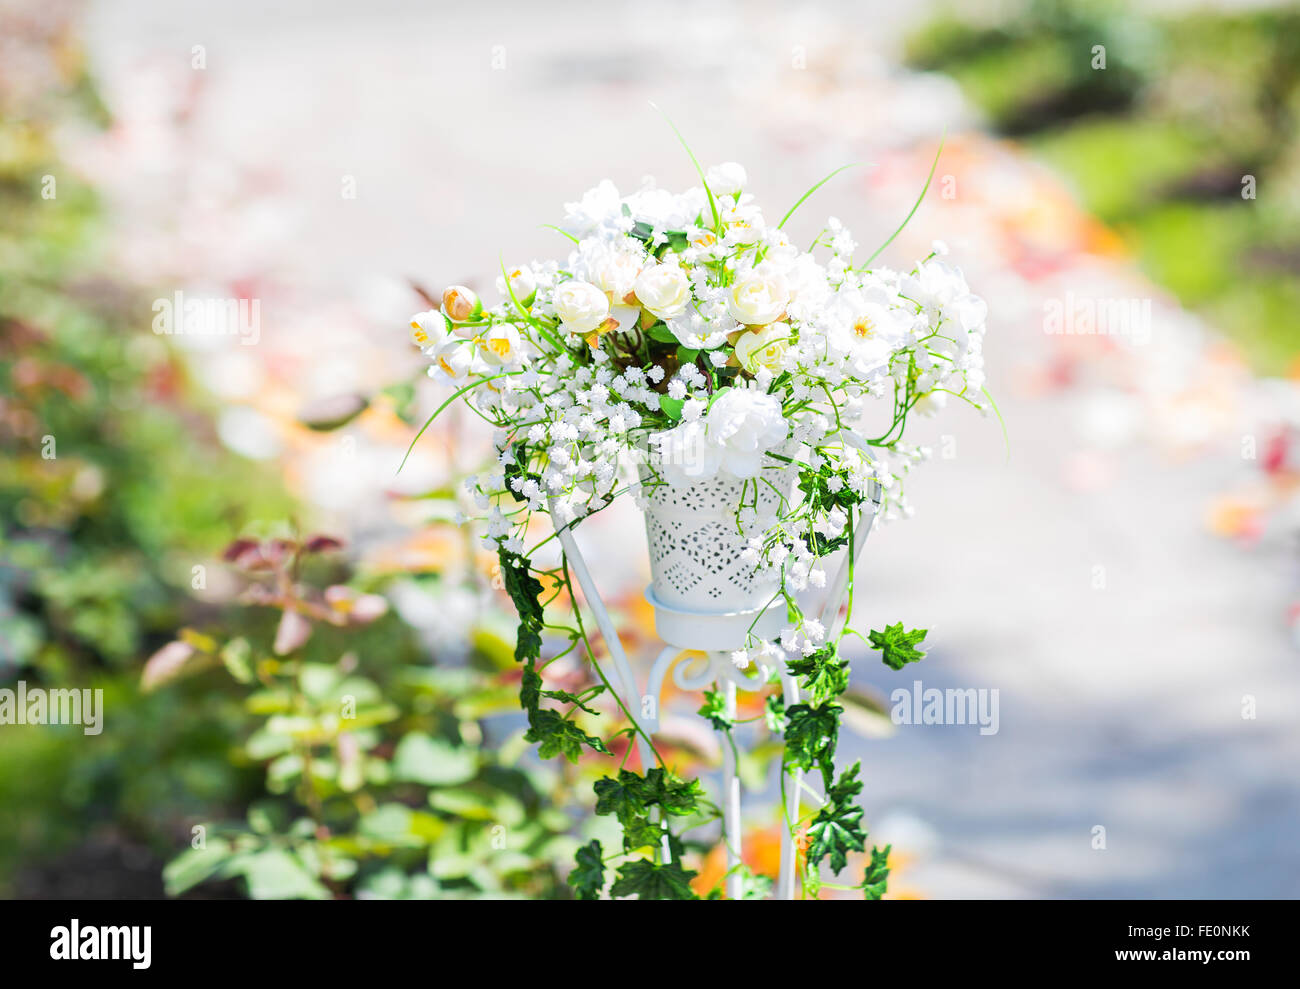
[638,465,798,649]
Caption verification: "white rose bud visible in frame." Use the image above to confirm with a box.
[479,324,525,367]
[553,280,610,334]
[428,342,473,384]
[441,285,482,323]
[633,263,691,321]
[733,324,791,374]
[705,161,747,196]
[409,309,450,351]
[498,266,537,307]
[726,270,790,326]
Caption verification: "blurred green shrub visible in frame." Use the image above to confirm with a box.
[0,91,574,897]
[151,534,574,899]
[906,0,1158,134]
[907,0,1300,372]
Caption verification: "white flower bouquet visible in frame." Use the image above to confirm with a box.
[407,156,988,657]
[402,145,991,898]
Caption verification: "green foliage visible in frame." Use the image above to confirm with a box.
[786,644,850,706]
[806,763,867,875]
[859,844,892,900]
[499,550,545,665]
[609,858,699,901]
[697,689,734,731]
[908,1,1300,372]
[568,839,605,900]
[153,556,574,899]
[783,703,842,785]
[0,90,297,891]
[869,623,929,671]
[525,709,610,763]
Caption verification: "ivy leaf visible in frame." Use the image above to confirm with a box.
[593,771,648,825]
[595,768,702,822]
[542,685,606,716]
[524,709,609,763]
[499,549,545,666]
[860,844,891,900]
[783,702,841,782]
[763,692,786,733]
[519,661,542,717]
[641,767,704,817]
[697,689,733,731]
[610,858,699,900]
[621,817,666,853]
[568,840,605,901]
[869,622,928,671]
[806,762,867,874]
[785,644,849,706]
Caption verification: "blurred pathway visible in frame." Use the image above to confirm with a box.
[80,0,1300,897]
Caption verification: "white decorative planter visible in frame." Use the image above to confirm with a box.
[638,466,796,650]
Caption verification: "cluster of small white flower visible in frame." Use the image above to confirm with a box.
[408,163,988,650]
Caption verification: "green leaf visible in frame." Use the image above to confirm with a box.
[869,622,928,671]
[862,134,944,269]
[163,838,233,896]
[233,848,331,900]
[860,844,891,900]
[392,732,477,786]
[499,549,545,667]
[568,839,605,900]
[593,770,648,824]
[806,762,867,875]
[542,685,606,716]
[659,395,684,420]
[620,817,665,852]
[697,689,734,731]
[676,346,700,364]
[785,644,849,706]
[763,692,786,733]
[734,864,775,900]
[219,637,254,684]
[610,858,699,900]
[777,162,868,230]
[525,709,610,763]
[647,323,678,344]
[640,767,704,816]
[520,662,542,716]
[594,768,701,822]
[783,702,841,782]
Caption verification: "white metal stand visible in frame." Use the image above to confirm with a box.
[549,479,882,899]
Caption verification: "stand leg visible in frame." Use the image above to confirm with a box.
[776,671,801,900]
[720,672,743,900]
[549,507,653,771]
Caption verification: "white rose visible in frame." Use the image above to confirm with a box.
[704,387,789,479]
[592,251,643,301]
[706,161,747,196]
[553,280,610,334]
[651,421,722,485]
[726,270,790,326]
[634,263,691,321]
[733,324,792,374]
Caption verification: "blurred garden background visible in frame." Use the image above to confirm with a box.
[2,0,1298,899]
